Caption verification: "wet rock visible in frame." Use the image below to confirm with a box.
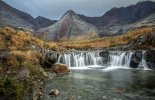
[99,50,109,58]
[43,53,58,68]
[99,50,109,64]
[49,89,59,96]
[130,51,142,68]
[147,62,155,69]
[102,96,108,100]
[146,50,155,63]
[146,50,155,69]
[52,63,70,74]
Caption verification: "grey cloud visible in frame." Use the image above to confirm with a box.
[3,0,147,20]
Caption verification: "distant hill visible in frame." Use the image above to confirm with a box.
[79,1,155,36]
[80,1,155,27]
[0,0,56,30]
[38,10,98,41]
[0,0,38,30]
[35,16,57,29]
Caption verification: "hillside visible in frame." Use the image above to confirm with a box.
[59,27,155,50]
[0,27,57,51]
[0,27,58,100]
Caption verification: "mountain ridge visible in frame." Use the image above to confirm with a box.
[1,0,155,40]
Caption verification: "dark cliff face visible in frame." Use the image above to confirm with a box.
[35,16,57,28]
[38,10,98,41]
[80,1,155,28]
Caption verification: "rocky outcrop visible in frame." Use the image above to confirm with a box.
[52,63,70,74]
[114,50,155,69]
[43,52,59,67]
[38,10,98,41]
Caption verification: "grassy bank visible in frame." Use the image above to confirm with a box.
[0,27,54,99]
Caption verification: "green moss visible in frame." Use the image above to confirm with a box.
[23,61,46,80]
[0,77,24,100]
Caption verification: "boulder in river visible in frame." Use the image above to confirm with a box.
[49,89,59,96]
[130,51,142,68]
[52,63,70,74]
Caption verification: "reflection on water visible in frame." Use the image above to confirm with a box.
[44,69,155,100]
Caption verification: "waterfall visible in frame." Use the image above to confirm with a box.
[57,51,104,67]
[138,51,150,70]
[109,51,133,67]
[57,50,150,70]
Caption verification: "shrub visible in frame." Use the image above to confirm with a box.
[0,77,24,100]
[23,61,46,80]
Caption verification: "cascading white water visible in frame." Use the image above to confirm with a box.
[109,51,133,67]
[57,51,150,70]
[57,51,104,67]
[138,51,150,70]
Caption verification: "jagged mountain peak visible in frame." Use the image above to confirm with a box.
[60,10,79,20]
[38,10,98,41]
[64,10,76,16]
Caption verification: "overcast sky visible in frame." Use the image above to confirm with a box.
[3,0,153,20]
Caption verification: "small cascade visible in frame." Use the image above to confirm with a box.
[109,51,133,67]
[138,51,150,70]
[57,51,104,67]
[57,50,151,70]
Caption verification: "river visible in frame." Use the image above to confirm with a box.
[43,50,155,100]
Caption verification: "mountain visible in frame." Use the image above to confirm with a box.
[80,1,155,27]
[1,0,155,39]
[38,10,98,41]
[79,1,155,36]
[35,16,57,28]
[0,0,56,30]
[0,0,39,30]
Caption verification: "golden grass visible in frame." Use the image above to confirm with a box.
[4,50,42,71]
[0,26,155,51]
[0,27,57,51]
[58,27,155,50]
